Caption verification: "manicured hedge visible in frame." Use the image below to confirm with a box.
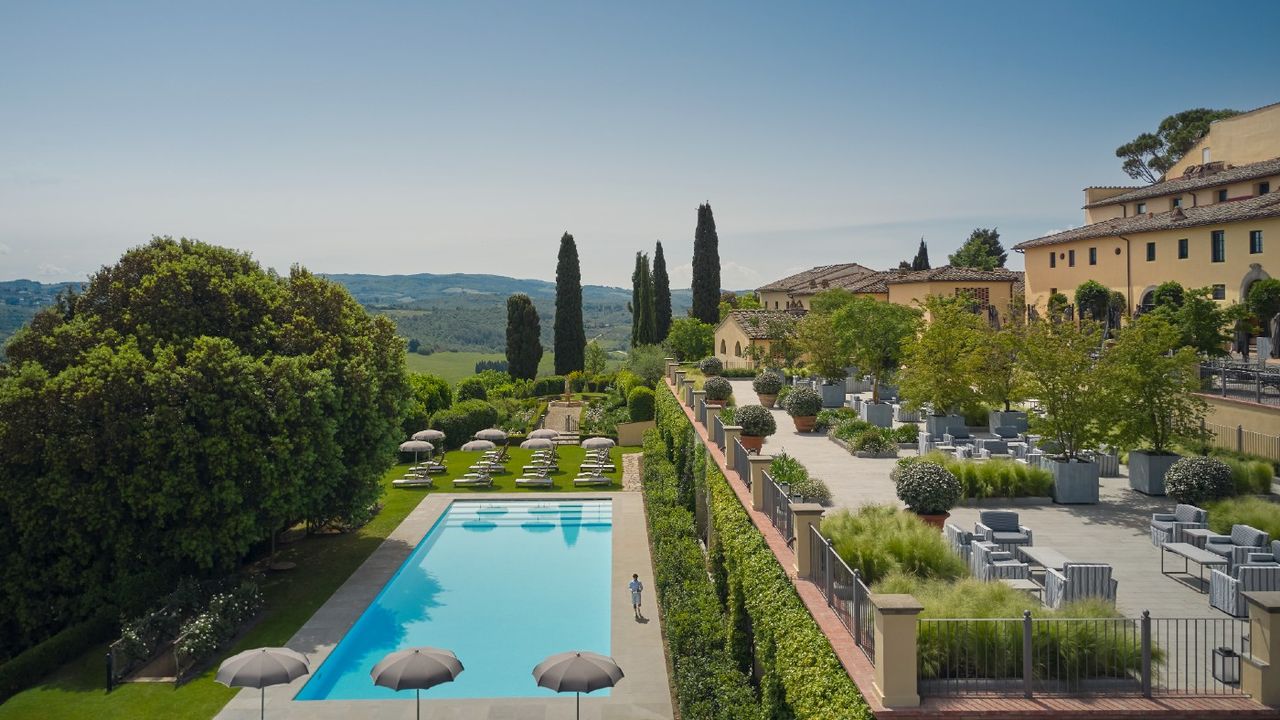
[0,609,116,703]
[429,399,499,449]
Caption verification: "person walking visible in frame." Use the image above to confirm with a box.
[628,573,644,619]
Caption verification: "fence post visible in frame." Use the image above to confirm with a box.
[791,504,824,578]
[1242,591,1280,705]
[747,455,773,511]
[1258,372,1264,404]
[665,358,677,382]
[1022,610,1033,699]
[1140,610,1152,698]
[870,594,924,707]
[723,427,742,469]
[691,390,706,424]
[1239,425,1245,453]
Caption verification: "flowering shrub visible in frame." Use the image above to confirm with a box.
[895,461,961,514]
[174,583,263,667]
[1165,456,1234,505]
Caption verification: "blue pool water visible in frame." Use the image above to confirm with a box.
[296,499,613,700]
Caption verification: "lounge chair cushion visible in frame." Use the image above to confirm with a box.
[991,530,1032,545]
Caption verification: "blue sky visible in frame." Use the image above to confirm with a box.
[1,1,1277,289]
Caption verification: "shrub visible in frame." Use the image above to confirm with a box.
[833,417,874,442]
[175,583,262,668]
[719,405,737,425]
[1165,456,1233,505]
[698,356,723,376]
[769,453,833,505]
[703,376,732,402]
[895,461,961,514]
[530,375,567,397]
[1223,457,1274,495]
[814,407,857,433]
[627,386,656,422]
[784,386,822,417]
[822,505,967,584]
[456,376,488,402]
[852,427,897,456]
[892,423,921,444]
[429,399,499,448]
[1206,496,1280,540]
[752,370,784,396]
[775,384,793,407]
[735,404,776,437]
[901,452,1053,499]
[0,609,116,703]
[612,369,641,398]
[626,344,668,386]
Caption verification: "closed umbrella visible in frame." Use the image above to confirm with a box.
[532,651,624,720]
[580,437,615,450]
[475,428,509,443]
[412,429,446,442]
[216,647,310,720]
[461,439,496,452]
[399,440,434,464]
[529,428,560,440]
[520,438,556,450]
[370,647,464,720]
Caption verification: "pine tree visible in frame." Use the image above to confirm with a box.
[691,203,721,324]
[505,293,543,380]
[949,228,1007,270]
[652,241,672,342]
[631,252,656,346]
[553,232,585,374]
[912,238,931,270]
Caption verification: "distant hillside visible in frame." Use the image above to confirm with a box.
[0,280,83,347]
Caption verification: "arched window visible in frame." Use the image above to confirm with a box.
[734,341,742,357]
[720,339,727,354]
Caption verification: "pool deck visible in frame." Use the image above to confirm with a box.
[214,492,674,720]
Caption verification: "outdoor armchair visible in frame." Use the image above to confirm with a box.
[969,541,1029,582]
[1205,524,1270,569]
[1246,540,1280,566]
[1149,503,1208,547]
[944,523,973,561]
[1210,562,1280,617]
[1045,563,1117,609]
[975,511,1034,552]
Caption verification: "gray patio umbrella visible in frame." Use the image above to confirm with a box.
[528,428,560,439]
[370,647,464,720]
[461,439,496,452]
[412,429,446,442]
[520,438,556,450]
[216,647,310,720]
[475,428,509,443]
[580,437,615,450]
[532,651,624,720]
[399,440,434,464]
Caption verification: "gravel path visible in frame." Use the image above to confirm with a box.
[623,452,643,492]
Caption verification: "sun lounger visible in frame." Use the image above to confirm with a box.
[515,469,553,487]
[573,475,612,487]
[392,476,434,488]
[579,463,615,473]
[523,463,558,473]
[453,474,493,488]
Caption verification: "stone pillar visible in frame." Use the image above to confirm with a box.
[691,390,706,423]
[705,403,722,428]
[674,371,686,392]
[748,455,772,511]
[1243,591,1280,705]
[665,358,677,382]
[871,594,924,708]
[792,504,824,578]
[723,426,743,469]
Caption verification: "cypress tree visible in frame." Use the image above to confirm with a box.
[652,241,672,342]
[691,203,721,324]
[912,238,931,270]
[631,252,643,345]
[631,252,656,346]
[505,293,543,380]
[553,232,584,374]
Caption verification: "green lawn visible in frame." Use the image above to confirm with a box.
[404,351,556,383]
[0,445,635,720]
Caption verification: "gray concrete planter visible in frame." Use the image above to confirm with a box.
[1049,458,1100,504]
[820,382,845,408]
[898,442,919,451]
[1128,450,1180,496]
[861,402,894,428]
[924,414,965,439]
[989,410,1029,433]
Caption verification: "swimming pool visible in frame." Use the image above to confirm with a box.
[297,499,613,700]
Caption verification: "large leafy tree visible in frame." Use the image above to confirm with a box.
[553,232,585,374]
[1115,108,1240,183]
[949,228,1006,270]
[973,321,1027,412]
[652,241,672,342]
[1099,314,1206,454]
[664,318,714,361]
[831,297,921,404]
[402,372,452,435]
[505,293,543,380]
[899,295,984,414]
[1152,286,1245,357]
[1247,279,1280,335]
[1018,320,1106,460]
[1074,280,1111,322]
[796,312,851,380]
[0,237,407,650]
[691,203,721,324]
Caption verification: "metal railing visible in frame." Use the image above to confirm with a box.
[760,471,795,546]
[712,414,726,451]
[1200,361,1280,407]
[918,611,1248,699]
[696,397,708,426]
[733,437,750,486]
[1202,419,1280,461]
[809,525,875,663]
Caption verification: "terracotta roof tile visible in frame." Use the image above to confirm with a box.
[757,263,875,292]
[725,310,803,339]
[1083,156,1280,208]
[883,265,1023,284]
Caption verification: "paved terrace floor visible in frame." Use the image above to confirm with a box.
[729,379,1235,620]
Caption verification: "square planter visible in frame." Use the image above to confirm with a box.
[989,410,1028,434]
[924,414,965,439]
[820,382,845,408]
[878,384,899,401]
[1128,450,1180,496]
[861,402,894,428]
[1049,458,1100,504]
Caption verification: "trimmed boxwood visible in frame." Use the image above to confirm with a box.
[429,399,499,449]
[752,370,784,396]
[627,386,656,422]
[896,461,961,514]
[734,404,776,438]
[703,376,733,402]
[785,386,822,417]
[1165,456,1234,505]
[0,609,116,703]
[698,356,724,376]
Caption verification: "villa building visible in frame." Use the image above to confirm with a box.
[1014,102,1280,313]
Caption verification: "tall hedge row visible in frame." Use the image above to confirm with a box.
[651,387,872,719]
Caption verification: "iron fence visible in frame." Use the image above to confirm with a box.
[712,414,726,451]
[1199,361,1280,407]
[918,611,1248,699]
[733,437,750,488]
[1202,419,1280,461]
[760,471,794,546]
[809,525,875,663]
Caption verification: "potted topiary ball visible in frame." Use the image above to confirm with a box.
[895,461,961,528]
[699,356,723,377]
[734,404,776,452]
[1164,456,1234,506]
[753,369,784,408]
[785,386,823,433]
[703,376,733,404]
